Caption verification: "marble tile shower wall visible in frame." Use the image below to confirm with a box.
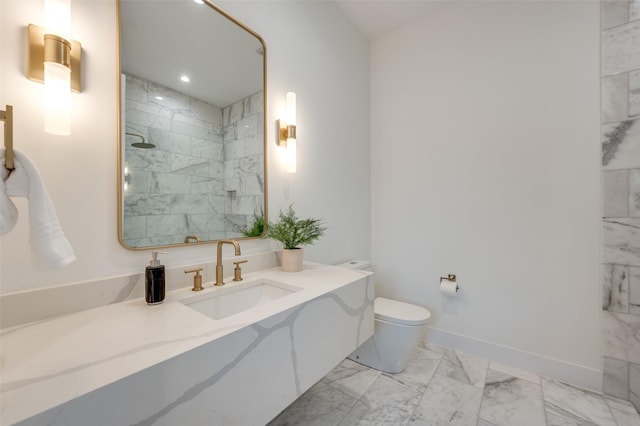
[601,0,640,410]
[221,91,265,236]
[123,74,226,246]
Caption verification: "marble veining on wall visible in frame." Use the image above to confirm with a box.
[123,74,226,246]
[601,0,640,411]
[122,74,264,246]
[221,92,265,235]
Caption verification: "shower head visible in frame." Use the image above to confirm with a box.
[126,132,156,149]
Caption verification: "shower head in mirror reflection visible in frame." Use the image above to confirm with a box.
[125,132,155,149]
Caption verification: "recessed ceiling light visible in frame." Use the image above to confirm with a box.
[180,75,190,83]
[155,96,164,101]
[193,0,204,3]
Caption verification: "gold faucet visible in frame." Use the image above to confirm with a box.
[215,239,241,286]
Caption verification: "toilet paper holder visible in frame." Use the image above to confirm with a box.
[440,274,456,282]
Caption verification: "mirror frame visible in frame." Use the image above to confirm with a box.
[116,0,268,251]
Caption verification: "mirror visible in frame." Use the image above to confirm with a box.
[117,0,267,249]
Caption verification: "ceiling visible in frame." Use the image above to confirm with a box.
[120,0,263,108]
[334,0,448,39]
[119,0,443,107]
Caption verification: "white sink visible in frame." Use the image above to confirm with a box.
[180,279,302,320]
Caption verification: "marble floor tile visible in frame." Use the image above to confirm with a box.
[273,342,640,426]
[436,349,489,388]
[542,378,618,426]
[339,375,421,426]
[321,358,381,399]
[607,397,640,426]
[268,384,356,426]
[409,373,483,426]
[382,345,442,393]
[479,369,546,426]
[544,404,599,426]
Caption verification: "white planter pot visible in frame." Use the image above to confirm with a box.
[281,248,303,272]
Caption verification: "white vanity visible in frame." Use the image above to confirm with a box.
[0,264,374,425]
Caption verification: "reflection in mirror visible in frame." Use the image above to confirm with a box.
[118,0,267,249]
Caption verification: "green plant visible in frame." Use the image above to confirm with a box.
[267,205,326,249]
[238,208,266,237]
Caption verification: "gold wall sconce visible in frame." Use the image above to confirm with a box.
[1,105,14,171]
[277,92,297,173]
[27,0,82,136]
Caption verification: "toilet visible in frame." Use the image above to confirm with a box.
[340,261,431,374]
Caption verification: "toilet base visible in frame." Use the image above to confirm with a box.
[347,318,427,374]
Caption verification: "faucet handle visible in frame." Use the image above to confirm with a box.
[185,268,204,291]
[233,260,248,282]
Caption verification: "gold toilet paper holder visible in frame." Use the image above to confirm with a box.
[440,274,456,282]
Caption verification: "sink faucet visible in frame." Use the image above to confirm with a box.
[215,239,241,286]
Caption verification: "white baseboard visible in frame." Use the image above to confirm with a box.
[425,326,602,393]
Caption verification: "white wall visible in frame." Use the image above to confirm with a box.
[0,0,370,294]
[371,1,602,387]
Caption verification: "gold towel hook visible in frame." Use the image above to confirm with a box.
[0,105,14,171]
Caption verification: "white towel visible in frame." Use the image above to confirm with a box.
[1,149,76,268]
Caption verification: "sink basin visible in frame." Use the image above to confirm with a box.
[180,279,302,320]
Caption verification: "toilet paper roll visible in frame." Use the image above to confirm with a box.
[440,278,459,297]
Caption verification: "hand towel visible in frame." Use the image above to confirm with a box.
[1,148,76,268]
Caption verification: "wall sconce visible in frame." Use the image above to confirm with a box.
[27,0,82,136]
[277,92,297,173]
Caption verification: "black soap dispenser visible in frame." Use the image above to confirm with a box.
[145,250,166,305]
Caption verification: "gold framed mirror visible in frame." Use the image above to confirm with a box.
[117,0,267,250]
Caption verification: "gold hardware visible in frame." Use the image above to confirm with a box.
[215,240,241,286]
[27,24,82,93]
[185,268,204,291]
[277,119,297,148]
[233,260,248,282]
[183,234,202,244]
[44,34,71,68]
[441,274,456,282]
[1,105,14,171]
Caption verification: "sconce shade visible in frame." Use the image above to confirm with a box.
[45,0,71,39]
[277,92,297,173]
[286,139,297,173]
[44,61,71,135]
[26,0,81,135]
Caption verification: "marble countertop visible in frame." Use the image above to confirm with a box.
[0,264,370,425]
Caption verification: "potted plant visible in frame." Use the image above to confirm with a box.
[267,205,326,272]
[237,208,266,237]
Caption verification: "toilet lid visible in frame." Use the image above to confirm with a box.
[374,297,431,326]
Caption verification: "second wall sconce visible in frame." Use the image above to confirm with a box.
[27,0,82,136]
[277,92,297,173]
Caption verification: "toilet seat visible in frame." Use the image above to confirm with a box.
[374,297,431,326]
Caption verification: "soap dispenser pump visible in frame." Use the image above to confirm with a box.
[145,251,166,305]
